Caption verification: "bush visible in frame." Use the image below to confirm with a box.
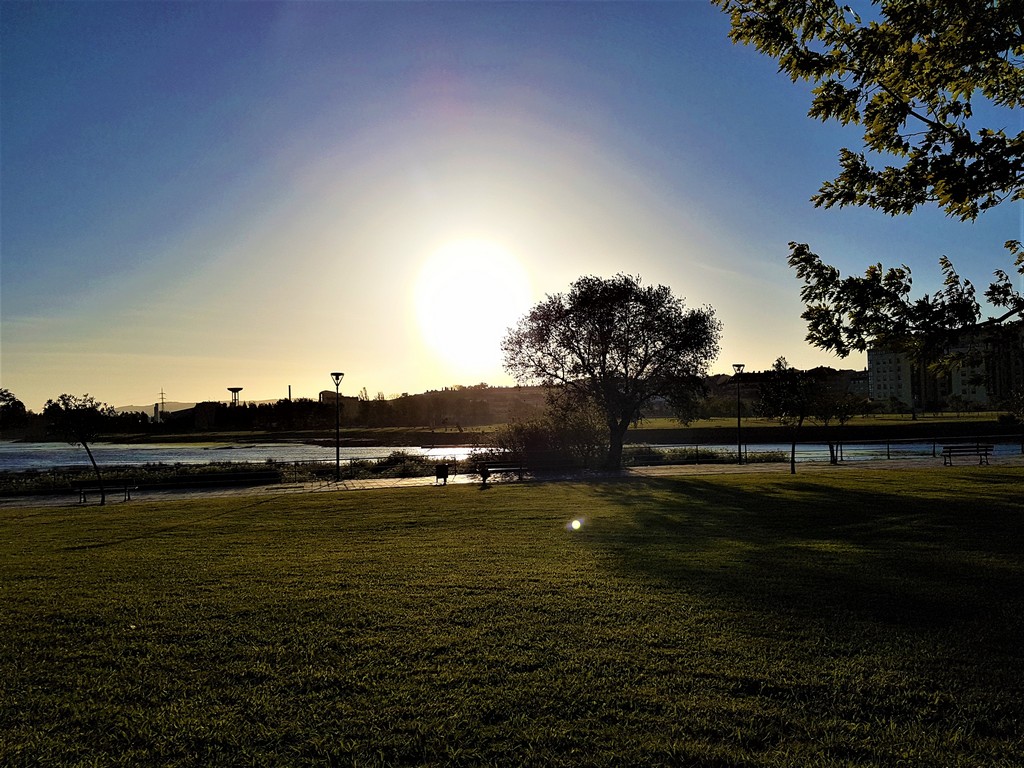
[492,400,609,471]
[0,462,288,496]
[622,445,787,466]
[347,451,438,479]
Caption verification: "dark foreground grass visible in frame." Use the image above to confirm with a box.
[2,468,1023,767]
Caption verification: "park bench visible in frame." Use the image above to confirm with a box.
[77,484,137,503]
[478,457,585,485]
[480,463,524,485]
[941,443,994,466]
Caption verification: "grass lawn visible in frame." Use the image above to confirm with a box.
[2,468,1023,766]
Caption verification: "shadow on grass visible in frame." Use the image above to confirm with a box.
[62,495,280,552]
[586,472,1024,645]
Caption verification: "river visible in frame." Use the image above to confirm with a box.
[2,438,1021,472]
[0,441,479,473]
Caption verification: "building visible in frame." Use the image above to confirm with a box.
[984,322,1024,402]
[317,391,361,410]
[867,321,1024,410]
[867,347,919,409]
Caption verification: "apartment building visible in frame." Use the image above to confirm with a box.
[867,322,1023,409]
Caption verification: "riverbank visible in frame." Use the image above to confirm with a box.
[5,415,1019,450]
[4,451,1023,509]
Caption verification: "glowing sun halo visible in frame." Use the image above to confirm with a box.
[415,239,532,375]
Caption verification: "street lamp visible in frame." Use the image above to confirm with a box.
[732,363,745,464]
[331,372,344,480]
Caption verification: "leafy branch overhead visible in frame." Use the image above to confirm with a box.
[714,0,1024,220]
[716,0,1024,365]
[789,240,1024,362]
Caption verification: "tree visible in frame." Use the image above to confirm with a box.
[44,394,115,505]
[502,274,721,469]
[716,0,1024,356]
[1004,386,1024,424]
[0,389,28,431]
[809,382,868,463]
[758,358,815,473]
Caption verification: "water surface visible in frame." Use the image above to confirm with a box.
[0,441,476,472]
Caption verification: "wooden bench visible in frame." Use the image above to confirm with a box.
[480,464,524,485]
[941,444,994,466]
[77,485,137,503]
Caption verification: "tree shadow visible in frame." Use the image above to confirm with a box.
[62,496,278,551]
[584,474,1024,646]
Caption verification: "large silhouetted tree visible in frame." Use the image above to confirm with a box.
[0,389,28,431]
[715,0,1024,360]
[45,394,115,505]
[502,274,721,469]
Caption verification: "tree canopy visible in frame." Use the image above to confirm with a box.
[45,394,114,444]
[502,274,721,469]
[715,0,1024,363]
[0,389,28,430]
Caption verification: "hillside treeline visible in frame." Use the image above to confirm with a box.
[1,385,551,438]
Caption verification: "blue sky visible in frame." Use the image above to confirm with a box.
[2,1,1020,410]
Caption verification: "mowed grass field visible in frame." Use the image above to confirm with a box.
[2,468,1023,767]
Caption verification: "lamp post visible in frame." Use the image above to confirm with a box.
[732,363,745,464]
[331,372,344,480]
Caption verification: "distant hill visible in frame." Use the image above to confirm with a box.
[116,398,311,414]
[115,402,196,415]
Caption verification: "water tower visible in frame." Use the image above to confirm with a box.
[228,387,243,407]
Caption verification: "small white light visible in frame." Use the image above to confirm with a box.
[571,519,582,530]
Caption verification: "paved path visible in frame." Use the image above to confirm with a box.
[2,451,1021,509]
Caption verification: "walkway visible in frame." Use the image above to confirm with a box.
[2,453,1021,508]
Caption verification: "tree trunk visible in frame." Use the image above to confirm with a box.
[788,417,804,474]
[81,440,106,505]
[605,420,629,471]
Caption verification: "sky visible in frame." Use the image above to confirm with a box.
[2,1,1021,411]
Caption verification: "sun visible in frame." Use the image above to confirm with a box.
[414,239,532,377]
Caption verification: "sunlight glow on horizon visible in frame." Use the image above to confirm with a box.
[1,99,865,411]
[3,1,925,412]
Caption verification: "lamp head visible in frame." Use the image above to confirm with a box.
[732,363,745,375]
[330,372,345,387]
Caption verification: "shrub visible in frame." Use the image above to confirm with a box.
[622,446,787,466]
